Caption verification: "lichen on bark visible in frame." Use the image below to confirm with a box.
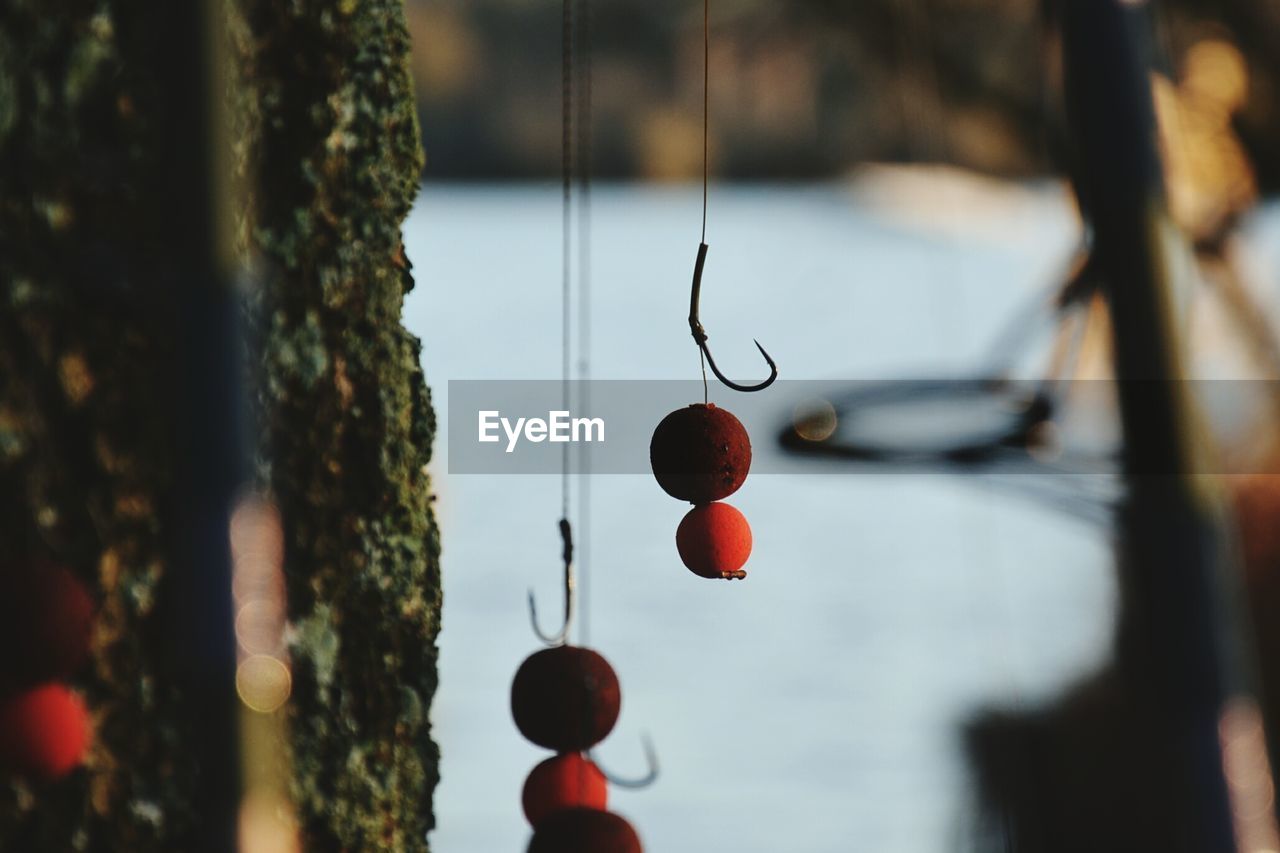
[0,0,441,848]
[231,0,441,848]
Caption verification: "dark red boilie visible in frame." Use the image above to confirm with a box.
[526,808,643,853]
[0,561,94,691]
[522,752,608,827]
[649,403,751,503]
[676,502,753,580]
[511,645,621,751]
[0,684,91,780]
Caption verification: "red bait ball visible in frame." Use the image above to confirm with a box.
[0,684,91,780]
[511,646,621,751]
[676,502,753,580]
[0,561,94,691]
[522,753,608,827]
[527,808,643,853]
[650,403,752,504]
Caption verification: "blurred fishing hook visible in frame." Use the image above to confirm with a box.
[689,242,778,393]
[591,733,660,789]
[528,518,575,646]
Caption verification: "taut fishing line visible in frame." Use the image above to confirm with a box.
[699,0,710,404]
[560,0,574,531]
[514,5,658,844]
[576,0,593,649]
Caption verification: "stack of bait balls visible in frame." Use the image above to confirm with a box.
[511,645,643,852]
[0,561,94,780]
[650,403,754,580]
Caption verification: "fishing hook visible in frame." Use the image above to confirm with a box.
[591,733,660,789]
[528,518,575,646]
[689,242,778,393]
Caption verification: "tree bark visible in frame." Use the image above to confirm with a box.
[0,0,441,849]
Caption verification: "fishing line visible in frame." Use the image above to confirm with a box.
[576,0,593,648]
[699,0,710,404]
[701,0,709,245]
[683,1,776,399]
[528,0,578,648]
[561,0,574,529]
[524,0,661,797]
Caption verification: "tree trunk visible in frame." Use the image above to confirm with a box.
[0,0,441,849]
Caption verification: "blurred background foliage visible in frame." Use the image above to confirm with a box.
[404,0,1280,189]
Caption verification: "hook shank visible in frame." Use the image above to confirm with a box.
[688,242,778,393]
[528,518,575,646]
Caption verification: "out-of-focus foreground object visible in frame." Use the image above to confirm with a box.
[0,0,441,849]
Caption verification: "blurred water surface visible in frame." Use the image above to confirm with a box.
[402,181,1280,852]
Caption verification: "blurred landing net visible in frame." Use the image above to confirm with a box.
[778,262,1126,526]
[780,378,1123,526]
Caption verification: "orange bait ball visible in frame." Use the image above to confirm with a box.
[676,502,753,580]
[527,808,643,853]
[522,753,608,827]
[511,646,621,751]
[0,561,94,692]
[650,403,752,504]
[0,684,91,780]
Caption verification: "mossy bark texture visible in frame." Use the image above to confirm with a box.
[0,0,440,849]
[232,0,441,849]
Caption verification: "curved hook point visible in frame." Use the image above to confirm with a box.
[591,732,660,790]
